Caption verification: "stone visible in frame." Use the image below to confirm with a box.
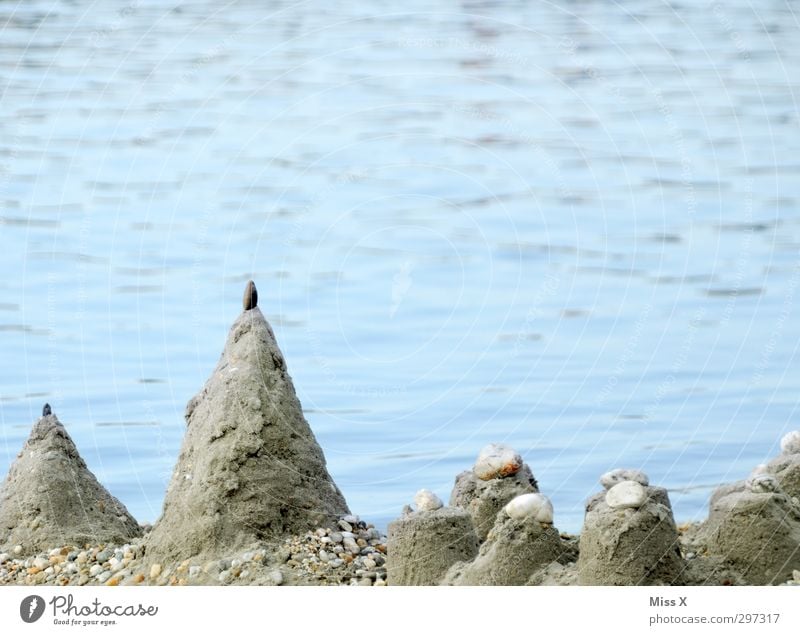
[145,293,349,563]
[444,512,564,585]
[781,431,800,455]
[450,464,538,541]
[473,443,523,480]
[578,488,684,585]
[599,468,649,489]
[0,414,141,556]
[89,564,103,577]
[387,507,479,586]
[605,481,648,509]
[269,570,284,586]
[13,545,22,555]
[149,563,162,580]
[700,489,800,585]
[503,493,553,523]
[413,489,443,512]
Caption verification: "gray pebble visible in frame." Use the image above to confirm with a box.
[330,532,343,544]
[329,559,344,568]
[269,570,284,586]
[96,550,111,564]
[338,520,353,532]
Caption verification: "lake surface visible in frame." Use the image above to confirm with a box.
[1,0,799,533]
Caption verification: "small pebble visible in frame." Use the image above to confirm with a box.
[270,570,284,586]
[504,493,554,523]
[414,489,444,512]
[600,469,649,489]
[781,431,800,455]
[89,564,103,577]
[473,443,523,480]
[149,564,162,580]
[13,545,22,555]
[605,480,648,509]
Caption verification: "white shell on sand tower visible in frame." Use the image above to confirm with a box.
[414,489,444,512]
[781,431,800,455]
[473,443,523,481]
[600,468,649,490]
[605,481,648,509]
[503,493,554,524]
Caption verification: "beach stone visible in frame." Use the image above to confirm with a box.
[269,570,284,585]
[145,298,349,563]
[89,564,103,577]
[149,563,162,580]
[444,510,563,585]
[503,493,553,523]
[450,464,538,541]
[600,469,649,489]
[605,481,647,509]
[781,431,800,455]
[413,489,443,512]
[700,489,800,585]
[577,489,684,585]
[387,507,479,586]
[0,413,141,556]
[473,443,523,481]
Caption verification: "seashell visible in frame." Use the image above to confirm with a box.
[747,474,780,494]
[243,280,258,311]
[413,489,443,512]
[780,430,800,455]
[503,493,554,524]
[600,468,649,490]
[605,481,648,509]
[473,443,523,480]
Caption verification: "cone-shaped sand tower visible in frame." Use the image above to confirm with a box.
[146,281,349,562]
[0,407,141,555]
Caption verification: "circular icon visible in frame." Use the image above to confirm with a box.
[20,595,45,623]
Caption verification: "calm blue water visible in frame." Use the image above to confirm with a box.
[1,0,799,533]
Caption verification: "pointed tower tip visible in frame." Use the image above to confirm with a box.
[42,403,52,417]
[243,280,258,311]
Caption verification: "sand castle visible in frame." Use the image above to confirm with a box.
[145,281,349,563]
[1,282,799,586]
[0,407,140,556]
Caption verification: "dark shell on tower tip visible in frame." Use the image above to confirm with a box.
[243,280,258,311]
[42,403,52,417]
